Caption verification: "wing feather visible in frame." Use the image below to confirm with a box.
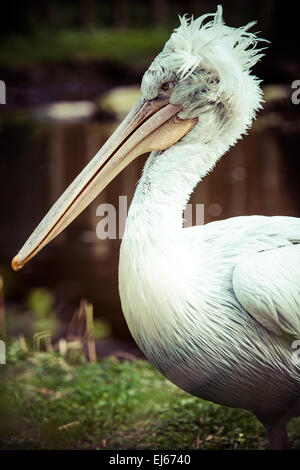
[233,244,300,338]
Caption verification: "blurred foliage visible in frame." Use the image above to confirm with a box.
[26,288,56,335]
[1,342,300,450]
[93,318,111,340]
[0,29,169,67]
[26,288,54,317]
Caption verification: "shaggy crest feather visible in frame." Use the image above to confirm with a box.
[165,5,266,79]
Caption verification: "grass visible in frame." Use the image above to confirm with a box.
[1,287,299,450]
[3,339,299,451]
[0,28,169,68]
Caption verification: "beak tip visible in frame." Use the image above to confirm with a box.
[11,255,22,271]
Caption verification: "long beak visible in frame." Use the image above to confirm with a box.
[12,96,197,271]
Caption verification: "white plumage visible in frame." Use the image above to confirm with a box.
[12,5,300,449]
[119,7,300,448]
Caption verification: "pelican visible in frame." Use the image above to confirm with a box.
[12,6,300,449]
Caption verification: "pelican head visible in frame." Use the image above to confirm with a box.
[141,5,265,149]
[12,5,265,271]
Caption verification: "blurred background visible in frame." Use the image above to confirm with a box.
[0,0,299,358]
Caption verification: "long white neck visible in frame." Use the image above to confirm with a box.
[119,138,228,363]
[124,138,227,241]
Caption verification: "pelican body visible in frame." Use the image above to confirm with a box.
[12,6,300,449]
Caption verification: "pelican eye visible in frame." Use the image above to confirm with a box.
[161,81,171,91]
